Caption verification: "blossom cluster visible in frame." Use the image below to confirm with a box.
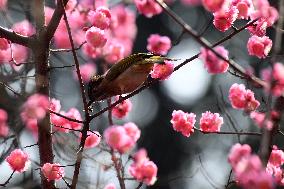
[228,143,284,189]
[21,94,50,137]
[170,110,223,137]
[104,122,141,153]
[228,83,260,112]
[261,63,284,97]
[129,149,158,185]
[112,97,133,119]
[50,98,83,133]
[193,0,277,60]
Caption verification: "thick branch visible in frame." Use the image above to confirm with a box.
[0,26,31,47]
[46,0,69,42]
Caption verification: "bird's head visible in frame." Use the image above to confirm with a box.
[88,75,105,102]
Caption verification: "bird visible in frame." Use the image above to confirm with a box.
[88,53,175,103]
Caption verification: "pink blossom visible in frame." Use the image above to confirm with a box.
[180,0,201,6]
[104,125,135,153]
[42,163,64,181]
[199,111,223,132]
[229,83,260,112]
[12,20,35,37]
[81,131,101,148]
[251,5,279,27]
[150,60,174,80]
[6,149,30,173]
[112,98,132,119]
[235,155,274,189]
[50,98,61,113]
[213,6,238,32]
[110,5,137,41]
[52,108,83,132]
[228,143,251,169]
[247,35,272,58]
[247,19,268,37]
[104,183,116,189]
[0,109,9,137]
[133,148,149,165]
[82,44,100,58]
[123,122,141,142]
[170,110,196,137]
[0,0,7,10]
[88,6,111,30]
[134,0,163,18]
[199,46,229,74]
[232,0,253,19]
[11,44,29,64]
[129,160,157,185]
[85,26,107,48]
[21,94,49,122]
[68,10,88,30]
[268,146,284,167]
[261,64,284,97]
[202,0,225,12]
[147,34,171,55]
[63,108,83,130]
[0,38,9,50]
[103,41,125,64]
[129,148,157,185]
[250,111,273,130]
[74,63,96,82]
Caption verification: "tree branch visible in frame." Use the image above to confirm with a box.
[0,26,32,47]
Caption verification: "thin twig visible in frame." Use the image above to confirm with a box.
[50,41,86,52]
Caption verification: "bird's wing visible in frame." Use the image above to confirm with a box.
[104,53,154,82]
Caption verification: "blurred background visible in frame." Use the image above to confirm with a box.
[0,0,282,189]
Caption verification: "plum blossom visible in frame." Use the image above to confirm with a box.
[21,94,49,122]
[199,111,223,132]
[85,26,107,48]
[229,83,260,112]
[213,6,238,32]
[228,143,275,189]
[88,6,111,30]
[129,149,158,185]
[6,149,30,173]
[202,0,225,13]
[112,97,132,119]
[42,163,64,181]
[170,110,196,137]
[231,0,254,19]
[81,131,101,148]
[199,46,229,74]
[12,20,35,37]
[134,0,163,18]
[247,35,272,58]
[146,34,171,55]
[104,123,141,153]
[150,60,174,80]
